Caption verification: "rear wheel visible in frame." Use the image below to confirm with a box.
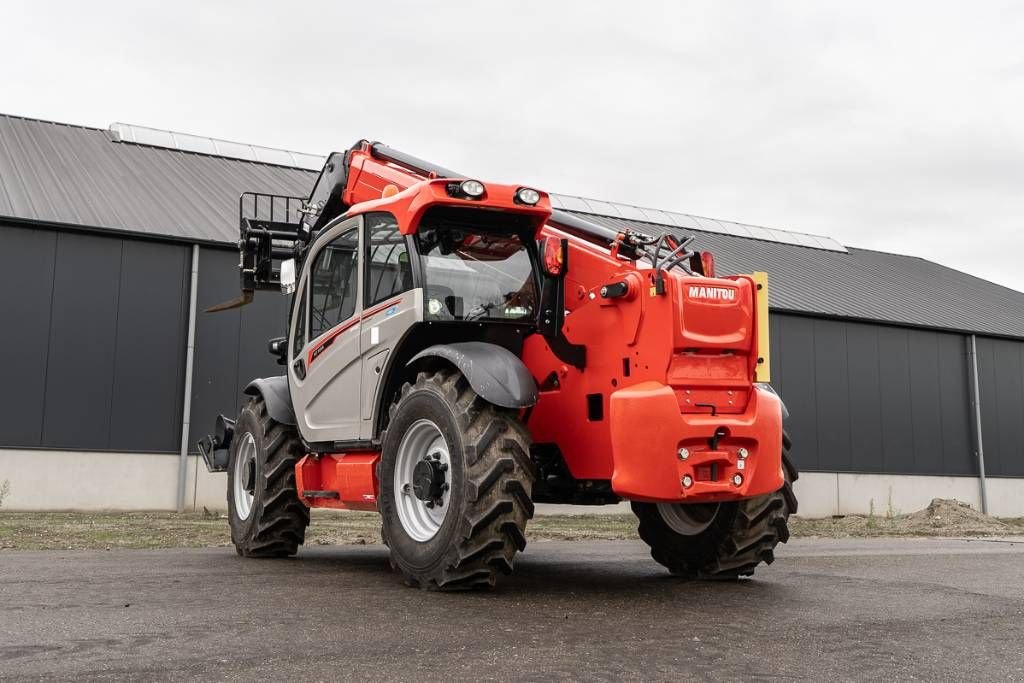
[378,368,535,590]
[227,396,310,557]
[633,432,798,579]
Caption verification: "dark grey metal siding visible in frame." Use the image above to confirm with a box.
[0,224,189,451]
[108,240,190,450]
[187,246,289,450]
[772,314,975,476]
[0,225,57,446]
[975,337,1024,477]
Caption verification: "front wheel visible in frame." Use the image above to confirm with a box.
[227,396,310,557]
[378,368,536,590]
[633,432,798,579]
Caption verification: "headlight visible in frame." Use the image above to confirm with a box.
[515,187,541,205]
[459,179,485,198]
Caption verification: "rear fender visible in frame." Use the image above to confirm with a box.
[243,376,296,426]
[409,342,538,408]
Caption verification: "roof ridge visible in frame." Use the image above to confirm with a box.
[550,191,841,244]
[0,111,106,132]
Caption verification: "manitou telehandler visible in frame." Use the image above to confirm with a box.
[198,141,797,590]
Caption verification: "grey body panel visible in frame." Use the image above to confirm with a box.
[288,217,365,443]
[243,376,295,426]
[358,290,422,439]
[409,342,538,408]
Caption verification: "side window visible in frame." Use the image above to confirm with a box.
[309,228,359,339]
[291,283,306,356]
[365,212,413,307]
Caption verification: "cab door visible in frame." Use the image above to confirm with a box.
[288,216,364,444]
[358,212,422,439]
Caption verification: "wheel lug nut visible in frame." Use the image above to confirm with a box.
[732,473,743,486]
[681,475,693,488]
[678,448,689,461]
[737,447,748,459]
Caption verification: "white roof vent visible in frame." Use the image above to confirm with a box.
[109,122,326,171]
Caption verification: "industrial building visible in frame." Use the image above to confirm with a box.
[1,113,1022,516]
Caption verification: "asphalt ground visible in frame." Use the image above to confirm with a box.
[1,537,1022,681]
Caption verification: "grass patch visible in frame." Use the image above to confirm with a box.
[0,510,641,551]
[2,501,1022,551]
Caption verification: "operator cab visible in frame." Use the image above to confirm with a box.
[283,186,548,450]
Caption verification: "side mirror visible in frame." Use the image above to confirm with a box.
[280,258,297,294]
[268,336,288,365]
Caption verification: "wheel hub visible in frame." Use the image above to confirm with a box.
[393,419,452,541]
[243,458,256,496]
[412,452,448,506]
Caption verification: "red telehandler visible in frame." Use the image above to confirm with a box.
[198,141,797,590]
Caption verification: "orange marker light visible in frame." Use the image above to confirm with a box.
[542,238,565,276]
[382,184,399,199]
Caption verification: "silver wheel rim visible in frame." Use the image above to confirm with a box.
[657,502,720,536]
[393,419,451,542]
[233,432,257,521]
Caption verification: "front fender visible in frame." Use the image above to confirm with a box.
[243,376,296,426]
[409,342,538,408]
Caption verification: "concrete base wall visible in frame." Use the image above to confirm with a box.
[0,449,225,512]
[792,471,992,517]
[0,449,1020,517]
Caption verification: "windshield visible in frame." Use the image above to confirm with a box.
[417,217,538,322]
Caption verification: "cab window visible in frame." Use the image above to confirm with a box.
[364,212,413,307]
[309,228,359,339]
[291,282,306,356]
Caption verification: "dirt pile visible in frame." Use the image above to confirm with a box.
[791,498,1022,538]
[900,498,1008,535]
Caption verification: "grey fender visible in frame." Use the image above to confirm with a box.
[409,342,538,409]
[243,376,296,426]
[756,383,789,420]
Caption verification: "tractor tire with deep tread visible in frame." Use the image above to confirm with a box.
[632,431,798,579]
[378,367,535,591]
[227,396,310,557]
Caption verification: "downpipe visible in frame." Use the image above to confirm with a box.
[177,245,200,513]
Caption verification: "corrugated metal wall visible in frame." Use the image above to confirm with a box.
[0,224,284,453]
[771,314,977,475]
[0,224,190,451]
[975,337,1024,476]
[187,247,290,450]
[0,223,1020,479]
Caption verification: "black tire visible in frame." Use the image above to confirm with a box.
[632,431,798,579]
[378,368,535,590]
[227,396,310,557]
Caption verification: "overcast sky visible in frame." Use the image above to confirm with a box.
[3,1,1023,292]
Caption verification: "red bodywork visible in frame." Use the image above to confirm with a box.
[296,452,380,510]
[296,142,783,509]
